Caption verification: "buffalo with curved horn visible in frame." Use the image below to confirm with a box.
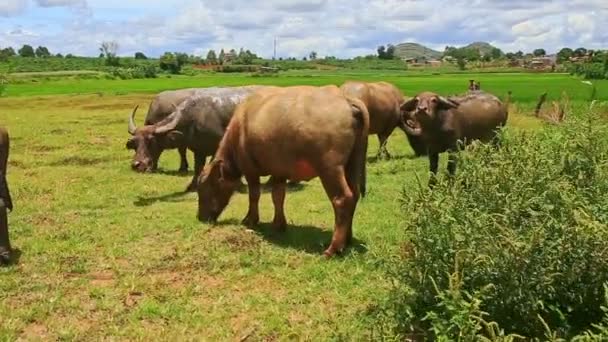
[128,85,271,192]
[126,88,212,173]
[400,91,509,186]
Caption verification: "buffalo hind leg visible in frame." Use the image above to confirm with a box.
[320,167,356,257]
[0,205,10,264]
[270,177,287,232]
[428,152,440,188]
[377,131,393,160]
[242,175,261,227]
[186,151,205,192]
[178,146,189,173]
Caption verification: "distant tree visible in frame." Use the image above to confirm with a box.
[134,52,147,60]
[1,47,16,57]
[557,48,574,62]
[0,47,16,62]
[206,49,217,64]
[490,47,503,60]
[159,52,185,74]
[385,44,396,59]
[505,52,515,60]
[573,47,588,58]
[66,53,75,58]
[533,48,546,57]
[219,49,225,64]
[456,57,466,70]
[35,46,51,58]
[377,45,386,59]
[309,51,317,60]
[443,46,458,57]
[515,51,524,58]
[302,56,308,61]
[18,44,35,57]
[55,53,63,58]
[99,41,120,66]
[237,48,253,64]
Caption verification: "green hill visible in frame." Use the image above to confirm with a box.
[463,42,498,56]
[393,43,442,60]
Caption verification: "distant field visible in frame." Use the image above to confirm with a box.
[0,71,604,340]
[3,71,606,105]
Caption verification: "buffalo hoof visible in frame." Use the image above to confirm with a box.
[0,247,10,265]
[185,182,197,192]
[322,245,344,258]
[271,219,287,232]
[241,214,259,227]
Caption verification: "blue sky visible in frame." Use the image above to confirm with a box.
[0,0,606,58]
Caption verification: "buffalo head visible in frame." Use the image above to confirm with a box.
[196,160,240,222]
[126,106,184,172]
[400,92,460,127]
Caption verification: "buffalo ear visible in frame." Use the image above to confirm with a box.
[126,138,136,150]
[400,97,418,112]
[208,160,225,181]
[438,97,459,110]
[162,131,184,148]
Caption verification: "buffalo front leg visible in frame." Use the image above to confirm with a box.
[241,175,261,227]
[376,131,393,160]
[186,151,205,192]
[320,168,356,257]
[428,152,440,188]
[0,205,10,264]
[178,146,189,173]
[270,177,287,232]
[447,151,458,176]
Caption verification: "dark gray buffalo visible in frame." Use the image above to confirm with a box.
[128,85,270,191]
[0,126,13,264]
[126,87,215,173]
[400,91,509,186]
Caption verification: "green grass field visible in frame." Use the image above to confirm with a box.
[0,72,606,340]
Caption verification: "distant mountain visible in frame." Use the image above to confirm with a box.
[393,43,442,60]
[392,41,499,60]
[463,42,498,56]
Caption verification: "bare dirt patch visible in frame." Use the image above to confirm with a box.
[19,322,49,341]
[89,270,115,287]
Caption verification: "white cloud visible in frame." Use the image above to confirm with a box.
[0,0,27,17]
[35,0,86,7]
[0,0,606,58]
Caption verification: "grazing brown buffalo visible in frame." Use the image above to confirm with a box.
[128,85,269,191]
[340,80,427,158]
[197,85,369,257]
[126,88,210,172]
[0,127,13,264]
[400,91,508,186]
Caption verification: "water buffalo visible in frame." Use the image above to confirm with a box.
[0,127,13,264]
[196,85,369,257]
[126,88,212,173]
[340,81,426,158]
[400,91,508,186]
[128,85,269,191]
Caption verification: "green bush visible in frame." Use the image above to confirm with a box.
[215,64,259,73]
[568,62,608,80]
[109,65,157,79]
[0,73,7,96]
[376,106,608,340]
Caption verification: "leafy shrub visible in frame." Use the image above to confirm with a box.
[214,65,258,73]
[109,65,157,79]
[376,107,608,340]
[0,73,7,96]
[568,62,608,80]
